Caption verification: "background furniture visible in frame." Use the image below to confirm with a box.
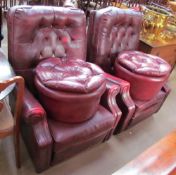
[7,6,121,172]
[139,38,176,70]
[0,49,24,168]
[113,130,176,175]
[87,6,171,133]
[168,0,176,11]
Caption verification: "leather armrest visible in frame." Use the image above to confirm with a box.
[21,88,53,172]
[101,79,122,129]
[104,73,135,133]
[105,73,131,88]
[22,87,46,124]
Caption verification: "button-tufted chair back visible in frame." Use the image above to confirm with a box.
[87,6,142,73]
[7,6,86,91]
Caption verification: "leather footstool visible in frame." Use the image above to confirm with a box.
[114,51,171,101]
[35,58,106,123]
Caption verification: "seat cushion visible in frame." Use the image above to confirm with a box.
[117,51,171,77]
[115,51,171,101]
[35,58,105,93]
[48,105,115,152]
[35,58,106,123]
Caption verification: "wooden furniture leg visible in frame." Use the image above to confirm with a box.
[0,76,24,168]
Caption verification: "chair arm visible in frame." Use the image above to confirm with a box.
[104,73,135,133]
[105,72,130,87]
[21,116,53,173]
[22,87,46,124]
[21,88,53,172]
[101,83,122,129]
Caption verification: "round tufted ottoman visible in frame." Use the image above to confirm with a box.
[35,58,106,123]
[114,51,171,101]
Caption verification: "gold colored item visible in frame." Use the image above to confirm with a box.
[141,5,172,41]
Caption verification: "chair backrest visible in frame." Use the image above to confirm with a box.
[87,6,142,73]
[7,6,86,90]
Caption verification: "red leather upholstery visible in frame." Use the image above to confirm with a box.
[87,7,171,133]
[129,87,169,126]
[49,105,115,164]
[35,58,106,122]
[7,6,121,172]
[87,6,142,73]
[35,58,105,93]
[115,51,171,100]
[21,88,53,172]
[117,51,171,77]
[8,5,86,92]
[49,105,114,152]
[22,88,46,124]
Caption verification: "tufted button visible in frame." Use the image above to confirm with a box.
[57,36,61,41]
[61,36,70,43]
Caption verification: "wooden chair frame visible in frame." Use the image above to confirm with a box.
[0,76,24,168]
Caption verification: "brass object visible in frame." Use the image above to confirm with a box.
[141,5,172,41]
[164,15,176,40]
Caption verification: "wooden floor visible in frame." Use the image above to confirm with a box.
[114,130,176,175]
[0,18,176,175]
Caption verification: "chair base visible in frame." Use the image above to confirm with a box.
[21,105,114,173]
[51,133,106,166]
[114,85,170,134]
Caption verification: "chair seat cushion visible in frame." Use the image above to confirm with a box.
[117,51,171,77]
[115,51,171,101]
[35,58,105,93]
[35,58,106,123]
[48,105,114,152]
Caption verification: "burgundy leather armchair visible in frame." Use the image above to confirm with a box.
[7,6,121,172]
[87,6,171,134]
